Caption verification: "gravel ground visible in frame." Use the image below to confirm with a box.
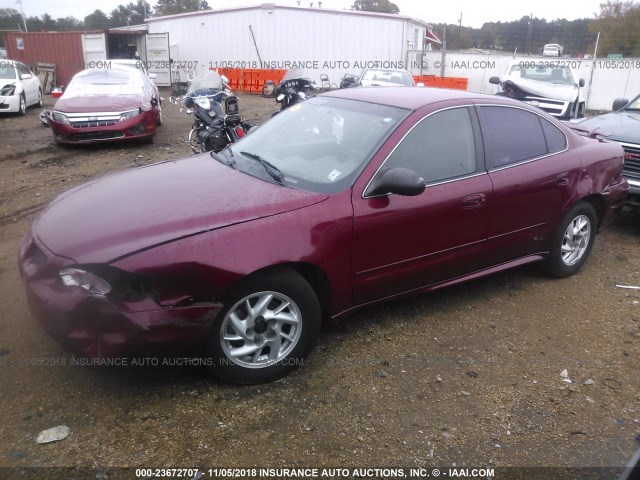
[0,90,638,478]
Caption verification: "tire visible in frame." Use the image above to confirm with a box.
[37,89,43,108]
[206,270,321,384]
[18,94,26,115]
[542,202,597,277]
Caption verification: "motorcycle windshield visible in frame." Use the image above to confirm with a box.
[188,70,223,94]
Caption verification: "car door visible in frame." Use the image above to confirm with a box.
[476,104,580,264]
[16,63,37,105]
[351,103,492,305]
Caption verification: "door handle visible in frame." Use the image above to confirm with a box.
[462,193,486,209]
[556,173,571,186]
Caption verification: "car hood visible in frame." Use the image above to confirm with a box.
[578,110,640,144]
[54,94,148,113]
[34,155,328,263]
[503,76,577,101]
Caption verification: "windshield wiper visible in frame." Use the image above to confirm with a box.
[240,151,285,185]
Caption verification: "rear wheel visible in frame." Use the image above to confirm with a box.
[542,202,597,277]
[206,270,321,384]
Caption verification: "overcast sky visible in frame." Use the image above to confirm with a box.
[13,0,606,28]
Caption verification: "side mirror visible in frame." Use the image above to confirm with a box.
[578,78,585,87]
[276,94,285,101]
[489,76,501,85]
[416,82,425,87]
[20,73,32,80]
[612,98,629,111]
[367,167,426,197]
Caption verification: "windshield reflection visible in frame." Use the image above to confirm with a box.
[227,97,408,193]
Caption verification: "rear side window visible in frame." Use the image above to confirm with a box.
[540,117,567,153]
[479,106,549,168]
[383,107,477,184]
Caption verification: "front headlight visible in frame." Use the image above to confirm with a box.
[59,268,112,296]
[59,265,153,301]
[119,109,140,122]
[51,111,70,125]
[1,84,16,96]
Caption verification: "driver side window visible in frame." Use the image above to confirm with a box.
[384,107,478,184]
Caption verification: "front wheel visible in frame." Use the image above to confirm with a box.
[18,94,26,115]
[541,202,597,277]
[206,270,321,384]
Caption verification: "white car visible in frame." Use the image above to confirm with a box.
[489,62,585,119]
[0,60,42,115]
[359,68,416,87]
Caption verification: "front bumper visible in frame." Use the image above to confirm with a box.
[0,94,21,113]
[19,229,222,360]
[619,142,640,208]
[48,110,158,144]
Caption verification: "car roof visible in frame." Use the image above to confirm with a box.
[321,86,486,110]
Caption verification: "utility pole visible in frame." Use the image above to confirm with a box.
[525,14,532,55]
[15,0,28,32]
[440,26,446,78]
[458,12,462,52]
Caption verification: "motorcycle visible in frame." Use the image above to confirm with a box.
[171,70,254,154]
[272,77,315,115]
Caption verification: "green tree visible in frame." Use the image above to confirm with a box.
[153,0,211,16]
[589,0,640,56]
[110,2,151,27]
[351,0,400,14]
[84,9,110,29]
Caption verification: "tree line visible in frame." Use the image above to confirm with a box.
[2,0,640,57]
[0,0,210,40]
[432,2,640,58]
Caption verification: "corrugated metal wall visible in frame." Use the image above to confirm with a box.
[3,32,86,87]
[148,7,426,85]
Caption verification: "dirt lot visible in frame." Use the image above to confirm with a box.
[0,90,639,478]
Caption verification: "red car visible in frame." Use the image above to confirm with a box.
[20,87,628,384]
[46,65,161,144]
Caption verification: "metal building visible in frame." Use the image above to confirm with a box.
[146,3,439,86]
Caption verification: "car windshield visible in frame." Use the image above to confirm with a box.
[225,97,409,194]
[362,70,414,86]
[509,65,575,85]
[0,63,16,80]
[64,68,145,97]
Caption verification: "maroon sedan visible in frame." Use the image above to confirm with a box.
[20,88,628,384]
[46,65,161,144]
